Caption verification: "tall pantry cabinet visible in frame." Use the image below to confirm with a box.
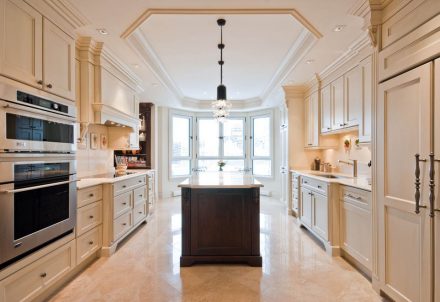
[376,13,440,302]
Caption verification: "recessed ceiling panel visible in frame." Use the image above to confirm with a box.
[139,14,304,101]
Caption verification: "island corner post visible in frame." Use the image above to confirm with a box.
[180,186,262,267]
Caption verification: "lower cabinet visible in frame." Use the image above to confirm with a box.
[0,240,76,302]
[300,187,313,228]
[312,192,328,241]
[76,226,102,265]
[339,186,372,272]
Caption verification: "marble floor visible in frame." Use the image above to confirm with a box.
[49,197,384,302]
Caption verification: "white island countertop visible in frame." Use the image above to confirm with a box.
[178,172,263,189]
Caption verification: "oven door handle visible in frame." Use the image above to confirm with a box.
[0,180,78,194]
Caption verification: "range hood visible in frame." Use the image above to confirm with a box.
[92,103,140,129]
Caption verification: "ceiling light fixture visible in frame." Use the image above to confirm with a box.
[212,18,231,123]
[97,28,108,35]
[333,25,346,32]
[306,59,315,64]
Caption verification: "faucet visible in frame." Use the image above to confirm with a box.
[338,159,358,177]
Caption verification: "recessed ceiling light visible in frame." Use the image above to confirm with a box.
[333,25,346,32]
[133,64,140,69]
[306,59,314,64]
[97,28,109,35]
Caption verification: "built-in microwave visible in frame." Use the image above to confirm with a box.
[0,153,77,268]
[0,81,77,153]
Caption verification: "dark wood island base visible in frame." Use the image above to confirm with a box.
[180,186,262,267]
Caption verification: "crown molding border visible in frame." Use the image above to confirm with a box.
[120,8,322,39]
[42,0,90,28]
[348,0,384,47]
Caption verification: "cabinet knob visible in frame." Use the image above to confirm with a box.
[327,127,331,130]
[122,223,127,226]
[318,185,322,189]
[88,241,94,245]
[122,202,127,205]
[40,272,47,278]
[122,185,127,188]
[138,211,142,214]
[46,83,53,89]
[139,194,143,197]
[89,215,94,219]
[37,80,43,85]
[89,193,94,197]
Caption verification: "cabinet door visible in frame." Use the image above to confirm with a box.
[304,95,311,147]
[43,19,75,100]
[435,58,440,302]
[377,62,432,302]
[332,76,345,129]
[312,192,328,241]
[320,84,332,133]
[310,91,319,146]
[359,56,372,143]
[300,187,312,227]
[0,0,43,87]
[344,65,362,127]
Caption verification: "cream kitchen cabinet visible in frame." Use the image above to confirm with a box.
[304,91,319,148]
[291,172,300,216]
[320,84,332,133]
[344,65,362,128]
[0,0,75,100]
[358,56,372,143]
[146,171,156,216]
[299,176,339,255]
[102,174,148,256]
[339,186,371,274]
[331,76,345,129]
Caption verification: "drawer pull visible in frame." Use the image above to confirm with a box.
[122,202,127,205]
[40,272,47,278]
[122,185,127,188]
[346,194,363,201]
[89,193,94,197]
[89,215,94,219]
[139,194,143,197]
[122,223,127,226]
[89,241,94,245]
[304,181,308,184]
[139,180,142,183]
[138,211,143,214]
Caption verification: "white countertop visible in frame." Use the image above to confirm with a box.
[77,169,155,190]
[291,170,372,192]
[178,172,263,188]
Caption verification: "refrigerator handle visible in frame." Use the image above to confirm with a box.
[415,153,427,214]
[429,152,440,216]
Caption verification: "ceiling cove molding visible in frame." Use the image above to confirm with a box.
[260,29,317,103]
[318,31,371,82]
[41,0,90,29]
[282,85,306,99]
[347,0,384,47]
[127,31,183,101]
[120,8,323,39]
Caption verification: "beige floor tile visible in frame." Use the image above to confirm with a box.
[48,197,384,302]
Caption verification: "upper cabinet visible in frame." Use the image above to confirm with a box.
[332,76,345,129]
[320,84,332,133]
[358,56,372,143]
[344,65,362,128]
[0,0,75,101]
[305,91,319,148]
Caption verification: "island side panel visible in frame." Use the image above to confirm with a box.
[181,187,191,256]
[251,187,260,256]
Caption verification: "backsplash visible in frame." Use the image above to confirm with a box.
[321,131,372,178]
[77,124,114,178]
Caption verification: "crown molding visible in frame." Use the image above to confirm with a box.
[121,8,322,39]
[282,85,306,98]
[42,0,90,29]
[318,31,371,81]
[347,0,384,47]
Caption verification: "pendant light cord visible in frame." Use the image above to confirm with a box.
[220,24,223,85]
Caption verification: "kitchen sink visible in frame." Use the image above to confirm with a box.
[309,173,351,179]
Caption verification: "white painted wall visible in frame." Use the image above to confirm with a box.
[156,106,283,200]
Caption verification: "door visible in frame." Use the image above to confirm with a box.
[321,84,332,133]
[312,192,328,241]
[0,0,43,87]
[300,187,312,227]
[435,59,440,302]
[377,62,432,302]
[344,65,362,127]
[332,76,345,129]
[43,19,75,100]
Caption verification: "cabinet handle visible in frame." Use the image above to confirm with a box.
[46,83,53,89]
[122,223,127,226]
[308,144,313,146]
[122,202,127,205]
[89,215,94,219]
[40,272,47,278]
[139,180,142,183]
[304,181,308,184]
[89,241,94,245]
[339,123,344,127]
[415,154,427,214]
[89,193,94,197]
[428,153,439,217]
[139,194,143,197]
[138,211,143,214]
[317,185,322,189]
[37,80,43,85]
[327,127,331,130]
[122,185,127,188]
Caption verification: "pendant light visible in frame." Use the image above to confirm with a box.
[212,18,231,122]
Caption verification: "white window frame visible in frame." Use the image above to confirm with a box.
[169,111,193,179]
[250,112,273,178]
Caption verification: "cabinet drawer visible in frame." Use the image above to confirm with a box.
[114,191,132,218]
[113,211,132,241]
[76,226,102,265]
[0,240,75,302]
[77,185,102,208]
[114,175,146,195]
[301,177,327,195]
[77,201,102,236]
[133,186,147,206]
[133,202,147,225]
[340,186,371,211]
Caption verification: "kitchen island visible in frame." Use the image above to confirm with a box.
[178,172,263,267]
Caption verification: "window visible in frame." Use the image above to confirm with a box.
[196,117,245,172]
[251,115,272,176]
[171,115,192,177]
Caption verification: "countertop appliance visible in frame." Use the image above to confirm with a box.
[0,81,77,153]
